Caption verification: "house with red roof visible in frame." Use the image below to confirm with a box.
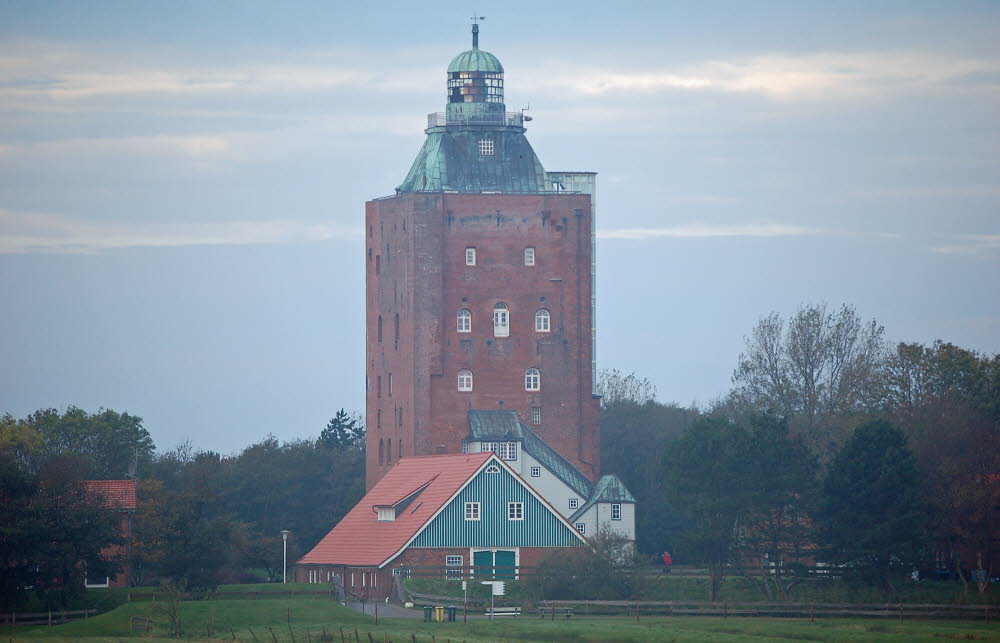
[295,452,587,598]
[82,479,136,588]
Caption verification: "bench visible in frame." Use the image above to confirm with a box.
[486,607,521,618]
[538,606,574,619]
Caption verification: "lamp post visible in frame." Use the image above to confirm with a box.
[281,530,291,583]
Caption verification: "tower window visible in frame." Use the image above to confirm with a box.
[458,369,473,392]
[465,247,476,266]
[525,368,541,391]
[377,315,383,342]
[612,504,622,521]
[493,302,509,338]
[457,309,472,333]
[377,375,382,398]
[388,373,392,397]
[379,438,384,465]
[530,407,542,425]
[535,309,550,333]
[479,139,494,156]
[524,247,535,266]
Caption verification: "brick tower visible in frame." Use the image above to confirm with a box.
[365,23,599,490]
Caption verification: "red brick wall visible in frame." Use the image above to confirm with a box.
[366,193,600,490]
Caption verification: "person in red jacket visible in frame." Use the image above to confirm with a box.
[662,551,673,574]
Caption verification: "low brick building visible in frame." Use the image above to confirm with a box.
[82,479,135,588]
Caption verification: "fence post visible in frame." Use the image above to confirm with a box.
[48,609,52,626]
[898,602,903,622]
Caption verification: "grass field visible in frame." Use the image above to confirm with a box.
[10,597,1000,642]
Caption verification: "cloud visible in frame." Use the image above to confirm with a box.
[597,223,815,240]
[932,234,1000,255]
[0,208,362,254]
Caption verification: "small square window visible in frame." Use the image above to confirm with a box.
[531,407,542,425]
[524,247,535,266]
[569,498,578,510]
[612,503,622,521]
[530,466,541,477]
[508,502,524,521]
[465,247,476,266]
[575,523,586,534]
[479,139,494,156]
[465,501,480,521]
[446,554,463,578]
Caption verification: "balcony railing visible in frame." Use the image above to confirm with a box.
[427,112,525,128]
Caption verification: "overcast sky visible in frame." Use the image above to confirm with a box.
[2,1,998,455]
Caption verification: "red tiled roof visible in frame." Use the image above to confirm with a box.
[298,453,494,568]
[83,480,137,510]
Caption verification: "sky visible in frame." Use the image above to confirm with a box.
[1,1,998,455]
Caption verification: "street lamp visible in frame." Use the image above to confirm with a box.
[281,530,291,583]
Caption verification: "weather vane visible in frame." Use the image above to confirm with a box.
[470,13,485,49]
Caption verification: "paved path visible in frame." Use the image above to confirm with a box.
[344,601,422,619]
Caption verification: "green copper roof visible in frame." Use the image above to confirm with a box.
[569,474,636,523]
[466,410,594,499]
[397,127,546,193]
[448,49,504,74]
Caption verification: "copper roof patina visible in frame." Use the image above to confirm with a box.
[447,49,504,74]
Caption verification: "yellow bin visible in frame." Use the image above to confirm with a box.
[434,606,445,622]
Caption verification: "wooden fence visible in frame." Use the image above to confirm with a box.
[537,599,996,621]
[1,609,97,627]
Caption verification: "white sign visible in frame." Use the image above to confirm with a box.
[480,580,505,596]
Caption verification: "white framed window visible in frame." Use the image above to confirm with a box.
[458,369,473,392]
[530,407,542,425]
[493,302,509,337]
[457,309,471,333]
[446,555,463,580]
[446,555,463,566]
[534,309,550,332]
[465,501,481,521]
[524,247,535,266]
[479,139,494,156]
[569,498,578,510]
[508,502,524,521]
[575,523,586,534]
[525,368,540,391]
[612,504,622,521]
[462,442,471,454]
[499,441,518,461]
[465,247,476,266]
[530,466,540,477]
[480,441,499,454]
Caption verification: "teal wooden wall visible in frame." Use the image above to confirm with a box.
[411,459,582,548]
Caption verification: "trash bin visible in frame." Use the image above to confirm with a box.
[434,606,445,622]
[446,605,457,622]
[423,605,433,622]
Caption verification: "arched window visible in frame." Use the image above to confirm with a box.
[398,440,403,459]
[458,369,473,392]
[493,302,509,337]
[535,309,550,332]
[377,315,383,342]
[457,309,471,333]
[394,313,400,348]
[525,368,541,391]
[387,438,392,463]
[379,438,384,465]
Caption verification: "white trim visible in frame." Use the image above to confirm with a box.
[378,454,586,568]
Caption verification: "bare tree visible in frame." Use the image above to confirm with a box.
[596,369,657,408]
[731,303,886,458]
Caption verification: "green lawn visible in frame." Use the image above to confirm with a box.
[10,597,1000,642]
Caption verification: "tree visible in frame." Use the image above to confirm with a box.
[319,409,365,451]
[737,416,818,598]
[663,417,753,600]
[596,369,657,408]
[819,420,925,590]
[530,526,647,600]
[731,303,885,460]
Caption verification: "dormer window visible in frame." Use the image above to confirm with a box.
[376,506,395,521]
[479,139,494,156]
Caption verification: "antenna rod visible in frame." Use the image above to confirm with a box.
[470,14,485,50]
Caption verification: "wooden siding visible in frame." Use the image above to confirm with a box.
[411,458,581,548]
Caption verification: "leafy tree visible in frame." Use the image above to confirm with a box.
[663,417,753,600]
[601,396,697,555]
[730,303,885,460]
[737,416,818,598]
[319,409,365,451]
[819,420,925,591]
